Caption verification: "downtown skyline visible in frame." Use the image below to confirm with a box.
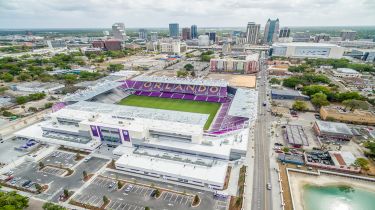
[1,0,375,28]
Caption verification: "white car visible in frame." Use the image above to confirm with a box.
[266,183,272,190]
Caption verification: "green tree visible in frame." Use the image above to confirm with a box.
[63,74,78,84]
[354,157,369,170]
[39,162,45,169]
[288,64,310,73]
[235,196,243,207]
[2,110,15,117]
[82,170,88,179]
[311,93,330,107]
[0,72,14,82]
[144,207,150,210]
[282,147,290,153]
[44,102,53,109]
[103,195,109,204]
[28,107,38,112]
[282,77,304,88]
[0,191,29,209]
[63,189,69,198]
[193,194,200,205]
[342,99,369,111]
[201,55,213,62]
[176,70,189,78]
[16,96,28,105]
[183,63,194,71]
[302,85,332,96]
[292,100,308,111]
[35,183,42,193]
[269,78,281,85]
[107,64,123,72]
[153,189,160,198]
[42,202,67,210]
[334,91,364,102]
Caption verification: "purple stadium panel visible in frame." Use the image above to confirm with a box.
[160,92,173,98]
[183,94,195,100]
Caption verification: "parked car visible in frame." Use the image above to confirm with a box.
[22,180,32,187]
[124,184,133,192]
[5,176,14,182]
[266,183,272,190]
[84,157,91,162]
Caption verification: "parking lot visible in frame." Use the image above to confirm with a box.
[41,150,77,168]
[81,172,222,210]
[8,156,108,202]
[159,191,193,206]
[40,166,66,176]
[123,183,155,197]
[73,193,104,208]
[4,175,39,193]
[107,200,143,210]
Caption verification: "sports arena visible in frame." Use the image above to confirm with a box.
[15,75,258,190]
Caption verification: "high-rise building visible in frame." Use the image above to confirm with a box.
[263,18,279,44]
[169,23,179,38]
[205,32,216,43]
[314,33,330,42]
[138,29,148,40]
[112,23,126,41]
[191,25,198,39]
[245,22,260,44]
[182,27,191,40]
[150,32,158,42]
[279,27,290,38]
[341,30,357,41]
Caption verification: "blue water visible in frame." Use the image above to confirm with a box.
[303,184,375,210]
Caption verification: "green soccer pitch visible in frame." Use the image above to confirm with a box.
[118,95,221,130]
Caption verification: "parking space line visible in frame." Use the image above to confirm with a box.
[173,195,179,202]
[121,203,129,210]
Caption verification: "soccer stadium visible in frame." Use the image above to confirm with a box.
[15,75,258,190]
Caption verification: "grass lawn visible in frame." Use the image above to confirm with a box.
[118,95,221,130]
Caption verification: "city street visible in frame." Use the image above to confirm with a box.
[251,55,272,210]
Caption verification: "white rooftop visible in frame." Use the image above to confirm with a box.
[64,80,123,102]
[228,88,258,119]
[336,68,360,74]
[273,42,339,47]
[116,153,228,186]
[315,120,353,136]
[58,101,209,126]
[133,75,228,87]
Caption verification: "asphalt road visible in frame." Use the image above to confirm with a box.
[251,58,272,210]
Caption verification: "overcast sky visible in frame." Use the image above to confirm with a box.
[0,0,374,28]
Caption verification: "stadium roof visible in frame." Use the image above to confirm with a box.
[133,75,228,87]
[228,88,258,119]
[61,101,209,126]
[64,80,123,102]
[74,75,124,88]
[315,120,353,136]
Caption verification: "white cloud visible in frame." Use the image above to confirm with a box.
[0,0,373,28]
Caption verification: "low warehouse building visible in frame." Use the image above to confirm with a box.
[312,120,353,141]
[271,89,309,100]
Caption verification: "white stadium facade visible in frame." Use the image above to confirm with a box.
[15,75,258,190]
